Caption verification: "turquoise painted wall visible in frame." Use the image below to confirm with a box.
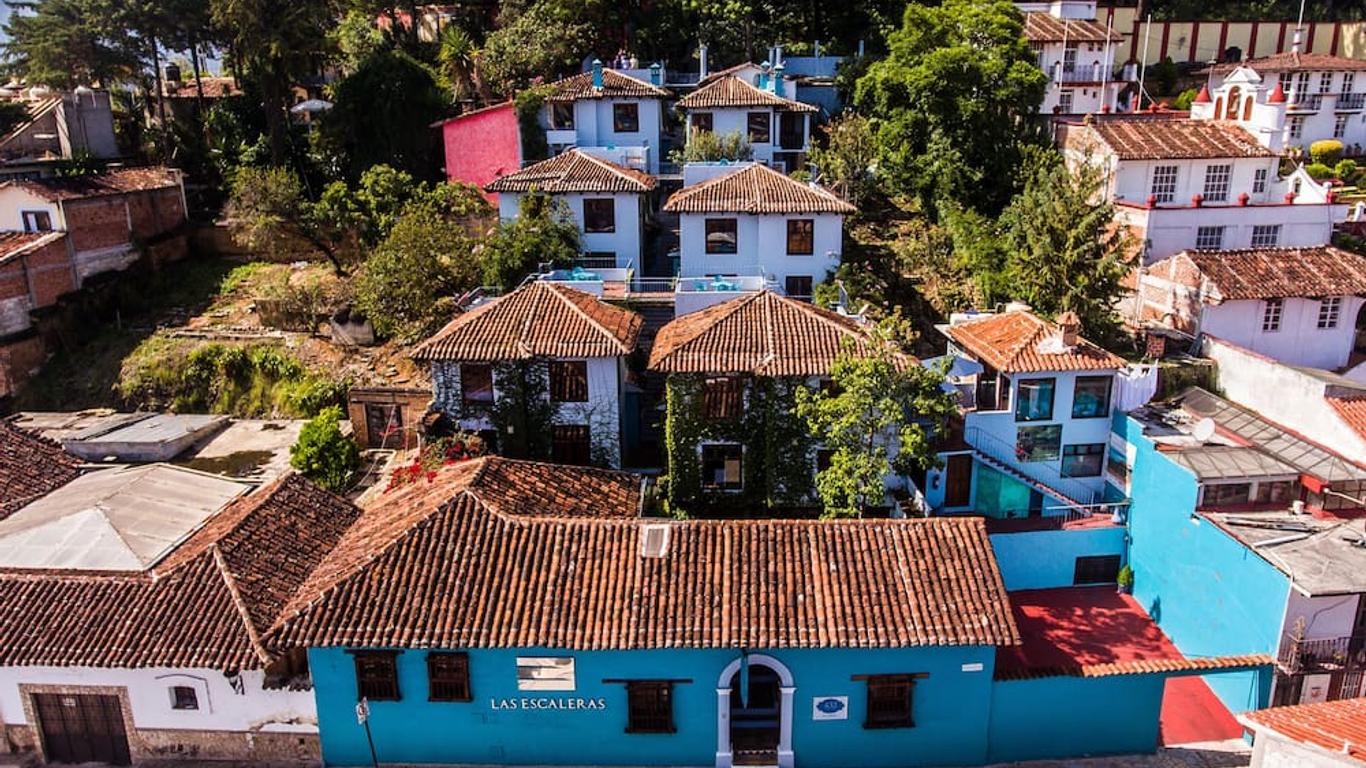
[310,645,998,768]
[989,527,1127,591]
[973,463,1034,519]
[987,674,1165,762]
[1114,413,1288,714]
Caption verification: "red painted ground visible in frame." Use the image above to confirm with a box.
[1000,587,1242,745]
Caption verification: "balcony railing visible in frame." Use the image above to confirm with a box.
[1288,93,1325,111]
[1340,93,1366,111]
[965,425,1103,508]
[1050,63,1128,84]
[1278,633,1366,673]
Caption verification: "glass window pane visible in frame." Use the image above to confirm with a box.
[1015,378,1055,421]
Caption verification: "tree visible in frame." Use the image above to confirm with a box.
[438,25,487,104]
[1,0,141,88]
[997,150,1132,346]
[478,2,593,97]
[331,10,385,72]
[669,129,753,164]
[226,166,354,273]
[853,0,1047,217]
[796,324,959,519]
[290,405,361,492]
[808,114,879,206]
[481,194,579,289]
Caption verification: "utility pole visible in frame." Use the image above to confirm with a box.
[356,698,379,768]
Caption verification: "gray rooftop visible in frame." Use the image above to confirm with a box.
[1166,445,1300,482]
[1204,510,1366,596]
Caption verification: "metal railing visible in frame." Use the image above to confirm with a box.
[1278,634,1366,672]
[1289,93,1325,111]
[965,425,1102,507]
[1340,93,1366,111]
[1050,64,1126,84]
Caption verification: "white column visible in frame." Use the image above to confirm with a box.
[715,687,733,768]
[777,685,795,768]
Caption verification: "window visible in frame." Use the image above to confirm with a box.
[1150,165,1178,203]
[1202,482,1251,507]
[626,682,675,733]
[1321,72,1334,94]
[1016,424,1062,462]
[815,447,835,474]
[864,675,915,729]
[1255,481,1295,504]
[549,360,589,402]
[1253,168,1269,194]
[1345,73,1357,94]
[703,376,744,419]
[1251,224,1281,248]
[1295,72,1311,101]
[21,210,51,232]
[550,102,575,130]
[461,364,494,407]
[170,686,199,710]
[1061,443,1106,477]
[551,425,592,466]
[1058,89,1074,113]
[1062,44,1078,73]
[1195,226,1225,250]
[1337,114,1350,139]
[690,112,714,133]
[1014,378,1056,422]
[1319,296,1343,329]
[1262,298,1284,332]
[786,219,814,255]
[427,652,471,702]
[582,198,616,233]
[704,218,738,254]
[1202,163,1232,201]
[354,651,401,701]
[701,443,743,490]
[746,111,771,143]
[613,103,639,133]
[785,275,813,301]
[1279,72,1294,94]
[517,657,576,691]
[1072,376,1112,418]
[1290,115,1305,139]
[1073,555,1122,585]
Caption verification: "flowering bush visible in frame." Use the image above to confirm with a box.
[384,432,488,491]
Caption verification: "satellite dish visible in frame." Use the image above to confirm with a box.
[1192,417,1216,443]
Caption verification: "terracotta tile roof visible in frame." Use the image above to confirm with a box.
[648,291,893,375]
[1328,398,1366,443]
[0,230,64,265]
[676,75,817,112]
[662,163,854,214]
[1209,51,1366,75]
[545,68,670,101]
[1023,13,1122,43]
[1061,117,1275,160]
[995,654,1274,680]
[412,282,642,362]
[466,456,643,518]
[0,474,360,669]
[942,311,1126,373]
[485,149,657,194]
[0,419,83,520]
[267,460,1020,651]
[698,61,761,86]
[1240,696,1366,761]
[4,167,182,202]
[160,76,243,99]
[1153,246,1366,302]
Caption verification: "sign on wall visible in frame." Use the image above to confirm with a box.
[516,657,576,691]
[811,696,848,721]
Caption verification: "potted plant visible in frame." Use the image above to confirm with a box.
[1116,565,1134,595]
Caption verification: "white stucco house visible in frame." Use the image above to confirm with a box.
[1137,245,1366,371]
[661,162,854,315]
[1017,0,1135,115]
[1193,51,1366,151]
[675,74,817,171]
[1060,115,1343,263]
[486,149,658,269]
[541,62,671,174]
[412,281,643,468]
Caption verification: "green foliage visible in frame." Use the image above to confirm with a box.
[385,432,489,491]
[1311,139,1346,166]
[479,2,593,97]
[485,360,559,460]
[226,166,353,272]
[669,129,754,164]
[53,149,106,177]
[1172,87,1199,111]
[0,101,32,137]
[796,325,957,518]
[1148,57,1179,97]
[1336,159,1359,181]
[1117,564,1134,589]
[316,49,450,181]
[513,85,552,163]
[1306,162,1335,180]
[808,114,879,205]
[290,406,361,492]
[853,0,1048,218]
[438,25,485,103]
[1,0,142,88]
[331,10,385,71]
[481,194,579,289]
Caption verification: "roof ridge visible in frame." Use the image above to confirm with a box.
[546,283,632,353]
[575,151,652,190]
[209,543,273,665]
[670,290,764,360]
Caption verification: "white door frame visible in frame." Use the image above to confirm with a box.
[714,653,795,768]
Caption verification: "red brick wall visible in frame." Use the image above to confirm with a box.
[21,236,76,308]
[127,186,186,238]
[0,335,46,398]
[65,197,130,253]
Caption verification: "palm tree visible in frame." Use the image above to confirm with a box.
[439,25,485,105]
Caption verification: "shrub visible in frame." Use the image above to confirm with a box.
[1306,162,1334,180]
[1172,88,1199,111]
[1311,139,1345,166]
[290,406,361,492]
[385,432,488,491]
[1336,158,1359,181]
[669,130,754,164]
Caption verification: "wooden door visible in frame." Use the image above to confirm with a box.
[944,454,973,508]
[34,693,131,765]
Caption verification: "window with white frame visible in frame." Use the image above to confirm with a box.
[1290,116,1306,139]
[1319,296,1343,329]
[1337,114,1350,139]
[1251,224,1281,247]
[1202,164,1232,201]
[1295,72,1311,101]
[1345,73,1357,94]
[1195,226,1225,249]
[1320,72,1334,94]
[1150,165,1178,203]
[1262,298,1283,332]
[1063,44,1078,73]
[1279,72,1294,94]
[1253,168,1269,194]
[1058,89,1074,113]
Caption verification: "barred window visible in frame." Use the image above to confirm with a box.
[549,360,589,402]
[626,682,675,733]
[354,651,400,701]
[1150,165,1178,203]
[427,653,471,702]
[551,425,592,466]
[703,377,744,419]
[1253,168,1269,194]
[786,219,814,255]
[864,675,915,729]
[1320,72,1334,94]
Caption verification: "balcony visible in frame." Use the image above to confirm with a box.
[1288,93,1325,112]
[1339,93,1366,111]
[1050,63,1131,85]
[1278,633,1366,673]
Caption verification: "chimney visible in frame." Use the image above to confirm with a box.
[1057,311,1081,347]
[650,62,661,86]
[591,58,604,89]
[760,61,771,91]
[773,63,786,97]
[698,44,709,80]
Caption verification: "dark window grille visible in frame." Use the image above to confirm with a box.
[427,652,472,702]
[626,682,675,733]
[864,675,914,729]
[786,219,814,255]
[549,360,589,402]
[1073,555,1122,585]
[551,425,592,465]
[703,377,744,419]
[354,651,400,701]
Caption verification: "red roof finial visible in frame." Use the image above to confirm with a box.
[1269,81,1287,104]
[1193,85,1212,104]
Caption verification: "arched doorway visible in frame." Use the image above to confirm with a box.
[715,654,794,768]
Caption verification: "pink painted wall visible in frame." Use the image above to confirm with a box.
[440,102,521,203]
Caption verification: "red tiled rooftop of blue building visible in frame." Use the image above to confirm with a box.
[997,587,1183,673]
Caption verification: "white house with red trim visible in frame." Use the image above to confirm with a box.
[540,62,671,175]
[1017,0,1135,115]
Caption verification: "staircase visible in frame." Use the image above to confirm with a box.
[964,427,1099,513]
